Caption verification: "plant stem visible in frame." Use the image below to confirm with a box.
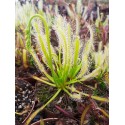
[22,101,36,124]
[15,110,28,115]
[25,89,61,125]
[96,107,109,118]
[63,88,72,97]
[32,75,56,87]
[80,105,91,125]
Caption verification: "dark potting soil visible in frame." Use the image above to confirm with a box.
[15,79,35,124]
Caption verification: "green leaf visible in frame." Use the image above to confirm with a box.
[74,36,80,66]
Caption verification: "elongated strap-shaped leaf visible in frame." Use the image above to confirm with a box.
[27,14,52,65]
[40,118,44,125]
[77,39,93,79]
[67,86,109,102]
[17,32,25,48]
[95,7,101,27]
[74,37,80,66]
[58,44,62,68]
[90,95,109,102]
[77,55,88,79]
[81,92,109,102]
[26,14,59,80]
[67,23,72,69]
[58,27,67,67]
[65,5,75,19]
[15,110,28,116]
[38,0,43,11]
[62,65,71,84]
[76,0,82,15]
[75,17,80,35]
[98,42,103,52]
[23,49,28,68]
[26,42,54,82]
[85,23,94,49]
[53,16,71,69]
[29,49,44,71]
[96,108,109,118]
[33,22,49,62]
[69,63,82,79]
[80,105,91,125]
[55,27,71,81]
[80,67,101,82]
[83,40,92,55]
[63,88,72,97]
[66,79,80,85]
[32,75,56,87]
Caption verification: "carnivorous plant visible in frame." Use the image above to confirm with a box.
[24,14,108,125]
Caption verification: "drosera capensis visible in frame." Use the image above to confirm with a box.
[24,14,108,125]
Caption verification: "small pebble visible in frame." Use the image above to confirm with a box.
[18,105,22,109]
[19,118,22,121]
[26,84,29,87]
[25,96,28,99]
[18,99,20,101]
[20,88,23,91]
[22,91,26,95]
[28,91,31,94]
[22,103,25,106]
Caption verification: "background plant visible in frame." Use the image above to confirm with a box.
[92,42,109,87]
[15,0,55,67]
[87,15,109,86]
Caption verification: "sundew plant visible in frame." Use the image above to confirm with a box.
[25,14,108,125]
[15,1,36,29]
[15,0,54,67]
[15,0,52,29]
[92,42,109,86]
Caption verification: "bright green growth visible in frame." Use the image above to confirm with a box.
[25,14,108,125]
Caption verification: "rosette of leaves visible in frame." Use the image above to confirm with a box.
[92,42,109,86]
[87,19,109,86]
[24,14,108,125]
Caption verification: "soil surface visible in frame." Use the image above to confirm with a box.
[15,66,109,125]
